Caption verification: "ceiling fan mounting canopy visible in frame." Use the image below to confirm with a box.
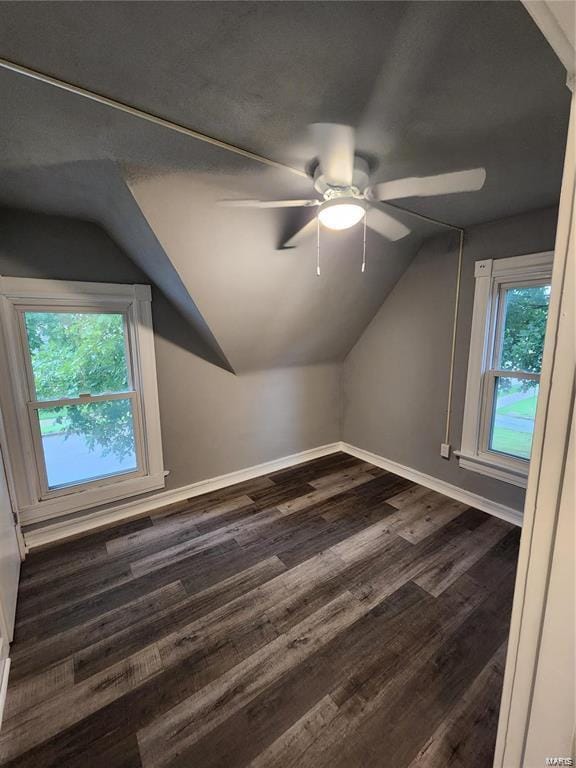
[312,155,370,198]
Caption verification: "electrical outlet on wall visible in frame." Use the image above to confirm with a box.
[440,443,451,459]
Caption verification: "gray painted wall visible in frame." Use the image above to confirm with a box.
[342,206,559,512]
[0,209,340,495]
[0,205,559,517]
[152,336,340,489]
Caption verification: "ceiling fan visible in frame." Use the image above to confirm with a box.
[220,124,486,248]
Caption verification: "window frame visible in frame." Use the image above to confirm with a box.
[458,252,553,488]
[0,277,165,524]
[18,303,146,499]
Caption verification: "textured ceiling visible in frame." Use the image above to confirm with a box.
[127,168,425,372]
[0,1,570,370]
[0,161,234,371]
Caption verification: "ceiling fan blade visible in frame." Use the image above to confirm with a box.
[281,217,317,249]
[311,123,355,187]
[219,199,320,208]
[369,168,487,201]
[366,207,411,241]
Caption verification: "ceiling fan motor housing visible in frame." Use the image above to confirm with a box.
[312,156,370,199]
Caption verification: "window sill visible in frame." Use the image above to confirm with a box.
[18,471,167,525]
[456,451,528,488]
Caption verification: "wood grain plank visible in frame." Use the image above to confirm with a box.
[73,557,286,681]
[414,516,512,597]
[464,527,521,590]
[20,517,152,577]
[321,471,414,515]
[248,696,339,768]
[353,585,513,767]
[12,582,187,681]
[267,453,360,486]
[139,524,483,768]
[307,462,379,489]
[276,473,377,515]
[3,455,518,768]
[16,545,109,591]
[17,515,157,593]
[149,476,276,523]
[153,513,444,678]
[130,506,285,577]
[9,624,274,768]
[2,659,75,721]
[156,550,344,671]
[0,725,144,768]
[395,498,469,543]
[0,646,162,762]
[386,483,432,509]
[107,496,254,556]
[137,591,367,767]
[293,572,515,768]
[15,557,133,620]
[408,643,507,768]
[168,583,430,768]
[331,574,489,708]
[247,481,318,509]
[13,540,240,641]
[199,576,482,768]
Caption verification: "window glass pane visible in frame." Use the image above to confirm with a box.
[489,377,539,460]
[38,398,137,489]
[498,285,550,373]
[24,312,129,400]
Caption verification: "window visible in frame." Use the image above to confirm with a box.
[0,278,165,523]
[459,252,553,487]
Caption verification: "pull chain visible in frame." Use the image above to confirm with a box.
[316,216,321,276]
[361,211,367,273]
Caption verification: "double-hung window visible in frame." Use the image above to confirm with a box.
[0,278,165,524]
[459,252,553,487]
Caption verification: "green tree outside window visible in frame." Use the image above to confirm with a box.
[25,312,135,459]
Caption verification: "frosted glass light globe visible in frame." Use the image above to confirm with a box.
[318,200,366,230]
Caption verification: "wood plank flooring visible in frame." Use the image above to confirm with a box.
[0,452,520,767]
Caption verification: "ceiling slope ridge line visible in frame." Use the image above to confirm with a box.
[380,200,465,234]
[0,55,307,179]
[118,176,236,375]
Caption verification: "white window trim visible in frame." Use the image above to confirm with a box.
[458,251,554,488]
[0,277,165,524]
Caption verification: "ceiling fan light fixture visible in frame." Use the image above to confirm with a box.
[318,199,366,231]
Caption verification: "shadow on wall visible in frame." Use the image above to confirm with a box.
[151,289,232,369]
[0,206,234,372]
[0,162,233,373]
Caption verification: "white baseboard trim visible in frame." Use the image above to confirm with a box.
[0,658,10,731]
[23,442,342,550]
[23,438,523,550]
[340,442,523,527]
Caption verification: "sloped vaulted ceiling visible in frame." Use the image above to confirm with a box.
[0,161,234,371]
[0,1,570,372]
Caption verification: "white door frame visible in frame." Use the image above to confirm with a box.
[0,398,23,728]
[0,407,25,562]
[493,5,575,761]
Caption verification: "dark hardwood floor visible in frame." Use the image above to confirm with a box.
[0,452,520,767]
